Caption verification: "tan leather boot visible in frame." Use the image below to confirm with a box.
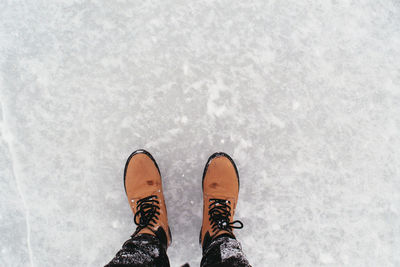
[124,149,172,249]
[200,152,244,250]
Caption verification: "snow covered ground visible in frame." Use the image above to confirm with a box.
[1,0,400,266]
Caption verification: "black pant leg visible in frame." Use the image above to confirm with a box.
[200,235,251,267]
[105,234,170,267]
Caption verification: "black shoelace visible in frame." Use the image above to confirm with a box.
[132,195,160,236]
[208,198,243,233]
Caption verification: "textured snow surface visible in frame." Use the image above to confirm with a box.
[1,0,400,266]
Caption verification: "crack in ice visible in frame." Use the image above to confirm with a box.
[0,100,34,267]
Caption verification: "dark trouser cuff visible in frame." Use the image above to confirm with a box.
[201,235,251,267]
[105,234,170,267]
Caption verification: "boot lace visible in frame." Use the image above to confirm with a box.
[208,198,243,233]
[132,195,160,236]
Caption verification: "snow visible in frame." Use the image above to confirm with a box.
[1,0,400,266]
[219,238,245,261]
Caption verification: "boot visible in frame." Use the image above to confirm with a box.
[124,149,172,250]
[200,152,243,250]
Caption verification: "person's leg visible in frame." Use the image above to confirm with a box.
[199,152,251,267]
[105,150,172,267]
[201,235,250,267]
[105,234,169,267]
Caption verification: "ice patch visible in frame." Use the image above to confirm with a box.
[292,100,300,110]
[268,113,285,129]
[182,63,189,75]
[272,224,281,231]
[320,252,335,264]
[112,220,119,229]
[206,78,229,118]
[181,116,188,124]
